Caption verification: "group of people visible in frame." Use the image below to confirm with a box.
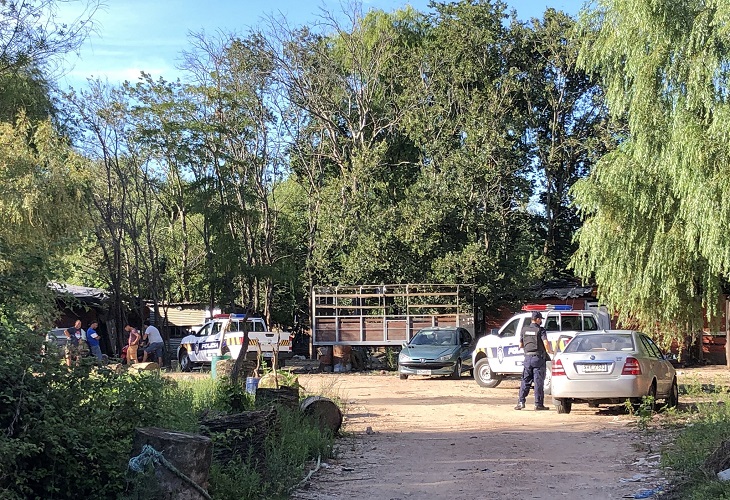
[63,319,103,366]
[63,318,164,367]
[124,320,164,366]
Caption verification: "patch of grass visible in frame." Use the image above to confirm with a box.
[661,390,730,498]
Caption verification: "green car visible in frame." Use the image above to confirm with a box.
[398,327,474,380]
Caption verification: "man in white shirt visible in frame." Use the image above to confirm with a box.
[142,319,164,366]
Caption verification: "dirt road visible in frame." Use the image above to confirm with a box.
[291,372,669,500]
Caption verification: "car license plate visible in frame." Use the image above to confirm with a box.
[416,369,431,375]
[263,352,273,358]
[582,363,608,373]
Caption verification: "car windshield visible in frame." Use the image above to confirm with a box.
[563,333,635,353]
[410,330,457,346]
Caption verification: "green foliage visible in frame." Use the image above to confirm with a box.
[662,395,730,498]
[0,114,87,325]
[0,318,194,499]
[625,395,655,430]
[572,0,730,336]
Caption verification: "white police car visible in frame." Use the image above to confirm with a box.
[472,305,611,392]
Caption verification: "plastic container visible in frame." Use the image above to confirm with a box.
[211,354,232,379]
[245,376,260,395]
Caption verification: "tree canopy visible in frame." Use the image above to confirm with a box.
[572,0,730,336]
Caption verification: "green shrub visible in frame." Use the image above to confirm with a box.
[0,318,195,498]
[1,317,335,499]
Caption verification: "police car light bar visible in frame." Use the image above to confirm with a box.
[229,313,247,319]
[521,304,572,311]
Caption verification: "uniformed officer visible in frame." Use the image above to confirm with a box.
[515,311,554,410]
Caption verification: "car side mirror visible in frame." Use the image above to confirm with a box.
[490,328,499,335]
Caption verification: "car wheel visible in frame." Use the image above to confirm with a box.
[451,359,462,380]
[555,398,572,414]
[648,381,657,409]
[474,358,502,388]
[666,378,679,408]
[399,373,408,380]
[179,350,192,372]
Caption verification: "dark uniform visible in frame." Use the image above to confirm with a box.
[515,311,550,410]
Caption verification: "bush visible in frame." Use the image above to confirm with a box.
[0,318,195,498]
[0,317,335,499]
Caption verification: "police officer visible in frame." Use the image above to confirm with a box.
[515,311,554,410]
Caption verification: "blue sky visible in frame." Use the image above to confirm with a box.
[57,0,582,90]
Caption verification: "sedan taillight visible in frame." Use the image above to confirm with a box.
[552,359,566,376]
[621,357,642,375]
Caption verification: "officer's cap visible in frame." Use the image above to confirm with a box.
[531,311,543,320]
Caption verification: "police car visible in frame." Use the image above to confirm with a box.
[472,305,611,393]
[176,314,292,372]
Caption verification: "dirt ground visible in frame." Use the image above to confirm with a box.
[286,366,730,500]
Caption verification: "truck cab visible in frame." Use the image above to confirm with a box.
[177,314,292,372]
[472,305,611,391]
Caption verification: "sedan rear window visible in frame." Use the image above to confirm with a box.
[563,334,634,353]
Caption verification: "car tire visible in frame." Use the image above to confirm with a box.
[399,373,408,380]
[451,359,462,380]
[179,350,193,372]
[555,398,572,414]
[666,378,679,408]
[588,402,600,408]
[474,358,502,388]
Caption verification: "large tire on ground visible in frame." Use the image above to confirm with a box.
[666,378,679,408]
[474,358,502,388]
[451,359,462,380]
[555,398,572,414]
[179,350,193,372]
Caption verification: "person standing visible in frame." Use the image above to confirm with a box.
[86,320,103,361]
[125,324,141,365]
[63,319,83,367]
[142,319,164,366]
[515,311,554,411]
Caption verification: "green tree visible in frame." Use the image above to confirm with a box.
[572,0,730,342]
[0,0,100,75]
[0,114,86,325]
[522,8,613,277]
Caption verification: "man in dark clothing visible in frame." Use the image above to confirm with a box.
[515,311,554,411]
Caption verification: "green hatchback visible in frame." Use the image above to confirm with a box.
[398,327,474,380]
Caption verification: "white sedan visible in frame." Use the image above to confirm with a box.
[551,330,678,414]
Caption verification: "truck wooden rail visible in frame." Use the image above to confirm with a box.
[311,284,477,347]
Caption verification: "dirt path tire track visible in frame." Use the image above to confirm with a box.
[292,373,665,500]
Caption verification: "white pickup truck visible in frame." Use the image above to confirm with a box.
[177,314,292,372]
[472,305,611,392]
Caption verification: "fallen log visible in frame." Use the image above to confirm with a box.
[300,396,342,435]
[256,386,299,410]
[130,427,212,500]
[199,407,278,467]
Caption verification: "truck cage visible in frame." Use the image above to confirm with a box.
[311,284,475,346]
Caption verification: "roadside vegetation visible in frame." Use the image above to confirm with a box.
[0,321,334,499]
[2,0,730,497]
[628,374,730,499]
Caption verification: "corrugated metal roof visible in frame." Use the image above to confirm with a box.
[160,308,207,327]
[533,280,596,300]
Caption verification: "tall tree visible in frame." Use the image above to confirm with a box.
[522,8,612,277]
[0,114,86,325]
[0,0,100,75]
[572,0,730,342]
